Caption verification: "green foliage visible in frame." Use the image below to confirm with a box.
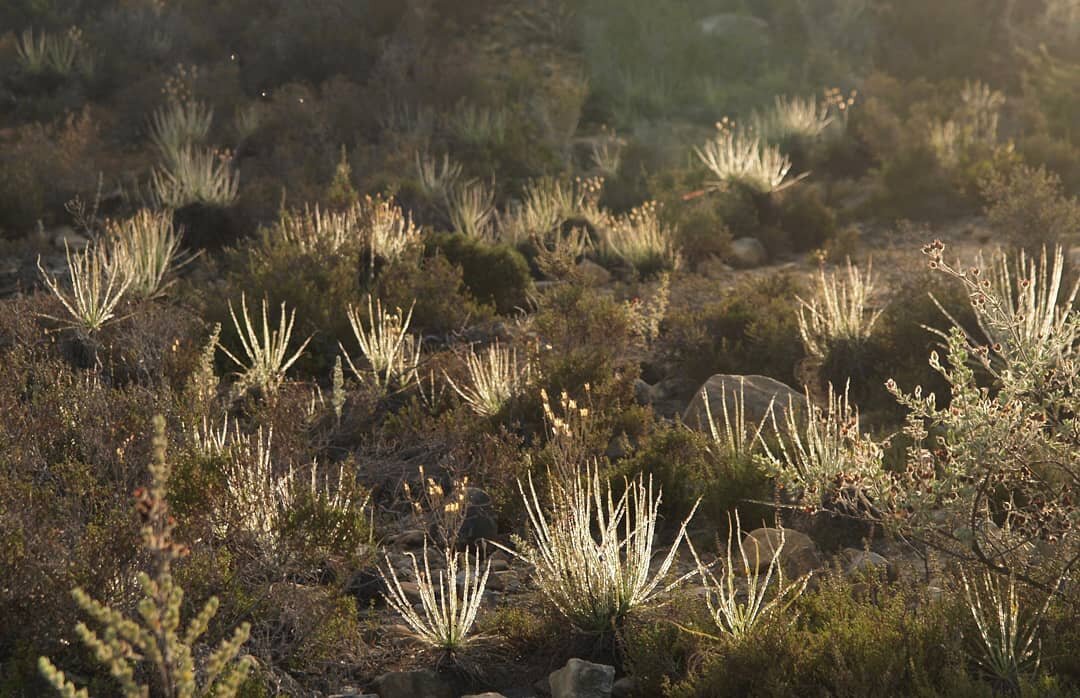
[663,272,805,386]
[616,422,772,529]
[207,231,361,377]
[981,164,1080,252]
[533,281,636,399]
[39,416,254,698]
[657,576,990,698]
[670,195,734,267]
[776,184,837,253]
[427,232,534,314]
[373,251,493,336]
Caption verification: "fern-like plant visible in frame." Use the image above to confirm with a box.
[38,415,254,698]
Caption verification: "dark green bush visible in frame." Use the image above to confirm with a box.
[615,421,773,529]
[663,272,805,387]
[426,232,533,314]
[533,281,636,401]
[649,576,997,698]
[373,250,493,337]
[981,163,1080,252]
[777,184,837,253]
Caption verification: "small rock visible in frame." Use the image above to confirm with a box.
[372,669,454,698]
[51,225,89,251]
[728,237,767,268]
[347,569,387,606]
[457,487,498,545]
[611,677,637,698]
[390,529,427,547]
[683,374,803,434]
[576,259,612,285]
[463,694,509,698]
[842,548,893,580]
[549,658,615,698]
[741,528,821,579]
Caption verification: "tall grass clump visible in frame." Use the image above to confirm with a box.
[379,541,491,656]
[599,201,680,274]
[448,180,496,241]
[686,512,811,640]
[962,569,1052,693]
[935,246,1080,368]
[445,340,531,417]
[219,427,366,560]
[16,27,87,77]
[341,296,421,395]
[150,99,213,165]
[763,383,885,512]
[752,95,833,144]
[104,209,190,299]
[415,151,463,205]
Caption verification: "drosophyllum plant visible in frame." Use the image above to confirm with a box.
[104,209,193,300]
[220,294,312,398]
[37,241,132,335]
[151,145,239,208]
[751,94,833,145]
[448,179,496,241]
[700,379,769,466]
[341,296,421,395]
[686,512,811,640]
[379,540,491,660]
[445,340,531,417]
[961,569,1053,694]
[502,463,699,635]
[694,127,797,194]
[762,382,886,514]
[598,201,681,275]
[796,257,884,359]
[149,99,213,166]
[930,245,1080,375]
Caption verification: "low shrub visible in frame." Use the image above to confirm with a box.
[663,272,805,387]
[426,232,533,314]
